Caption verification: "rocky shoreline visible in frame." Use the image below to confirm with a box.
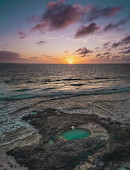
[7,108,130,170]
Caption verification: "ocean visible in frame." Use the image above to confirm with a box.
[0,63,130,169]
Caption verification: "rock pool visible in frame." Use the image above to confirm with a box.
[61,129,90,140]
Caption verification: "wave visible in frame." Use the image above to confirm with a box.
[71,83,85,86]
[14,88,33,92]
[46,77,126,83]
[94,77,109,80]
[44,79,52,82]
[1,87,130,102]
[3,76,128,86]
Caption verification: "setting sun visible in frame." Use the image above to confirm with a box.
[67,58,73,64]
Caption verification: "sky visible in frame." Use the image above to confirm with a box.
[0,0,130,64]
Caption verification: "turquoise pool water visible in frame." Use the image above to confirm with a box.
[61,129,90,140]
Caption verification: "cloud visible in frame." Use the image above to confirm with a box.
[120,48,130,54]
[103,18,128,31]
[31,23,47,33]
[0,50,21,62]
[26,16,39,23]
[103,42,110,46]
[86,5,122,21]
[43,55,52,58]
[112,55,120,59]
[64,50,68,53]
[18,31,27,39]
[112,42,120,48]
[121,55,130,62]
[31,0,123,35]
[96,54,130,62]
[35,40,46,45]
[32,0,89,32]
[103,52,110,55]
[123,46,130,50]
[96,53,101,57]
[122,35,130,45]
[76,47,93,57]
[111,55,130,62]
[75,23,100,38]
[112,35,130,48]
[46,0,64,9]
[31,57,37,59]
[98,55,110,60]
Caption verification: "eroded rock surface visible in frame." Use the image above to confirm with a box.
[7,108,130,170]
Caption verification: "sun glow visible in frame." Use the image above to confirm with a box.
[67,58,73,64]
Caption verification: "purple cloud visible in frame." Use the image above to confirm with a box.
[35,40,46,45]
[76,47,93,57]
[75,23,100,38]
[103,18,128,31]
[32,0,89,32]
[0,51,21,62]
[111,55,130,62]
[120,48,130,54]
[122,46,130,50]
[122,35,130,45]
[121,55,130,62]
[98,55,110,60]
[96,54,130,62]
[46,0,64,9]
[87,5,122,21]
[96,53,101,57]
[103,52,110,55]
[31,0,123,35]
[18,31,27,39]
[103,42,110,46]
[112,35,130,48]
[112,55,120,59]
[112,42,120,48]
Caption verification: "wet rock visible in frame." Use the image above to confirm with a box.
[7,139,106,170]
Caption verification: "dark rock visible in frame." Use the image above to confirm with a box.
[7,108,130,170]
